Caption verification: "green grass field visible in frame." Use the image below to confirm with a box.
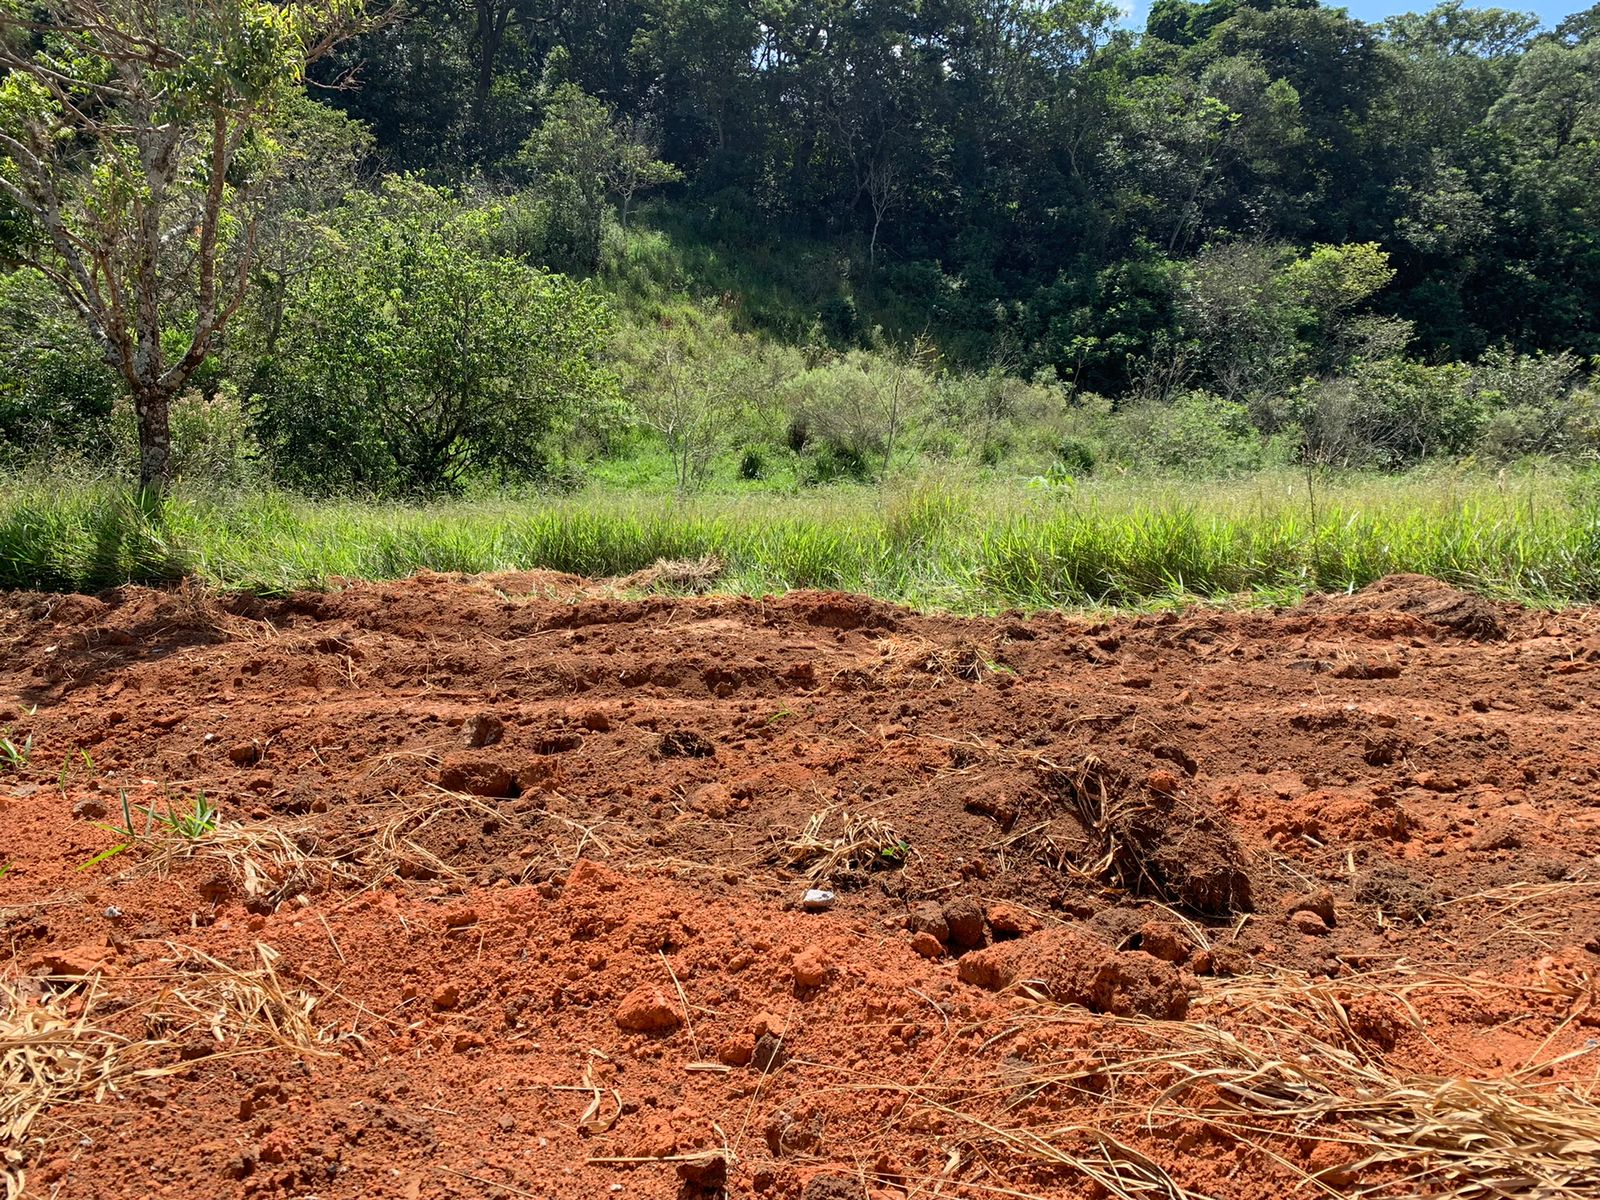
[3,465,1598,610]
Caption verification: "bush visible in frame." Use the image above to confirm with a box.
[1112,391,1264,475]
[1472,349,1598,460]
[780,349,932,481]
[247,178,617,495]
[739,447,768,480]
[1057,436,1099,475]
[109,388,261,488]
[0,270,118,460]
[1345,359,1482,467]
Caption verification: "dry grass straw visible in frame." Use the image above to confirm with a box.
[0,982,130,1200]
[613,553,726,594]
[145,942,336,1059]
[2,944,346,1194]
[97,802,360,912]
[891,968,1600,1200]
[356,786,510,883]
[1048,753,1166,898]
[876,632,1005,683]
[783,805,908,880]
[171,815,358,908]
[96,783,528,903]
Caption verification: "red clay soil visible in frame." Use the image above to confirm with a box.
[1,572,1598,1200]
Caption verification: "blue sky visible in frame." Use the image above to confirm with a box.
[1122,0,1585,29]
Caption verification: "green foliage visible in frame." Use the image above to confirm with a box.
[8,469,1600,611]
[1112,391,1268,476]
[0,729,31,771]
[105,389,262,488]
[0,0,374,487]
[515,83,682,273]
[779,347,932,483]
[80,789,220,870]
[3,0,1600,503]
[1318,359,1482,467]
[248,178,617,495]
[1472,350,1599,461]
[613,311,762,493]
[0,270,118,458]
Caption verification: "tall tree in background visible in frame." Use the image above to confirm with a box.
[0,0,372,491]
[517,79,680,270]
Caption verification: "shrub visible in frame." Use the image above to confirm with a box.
[248,178,617,495]
[1345,359,1482,466]
[1112,391,1264,475]
[1472,349,1598,460]
[108,388,261,488]
[1057,436,1099,475]
[780,348,932,481]
[0,269,118,460]
[739,448,768,480]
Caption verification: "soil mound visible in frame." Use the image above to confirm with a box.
[1307,573,1510,640]
[1049,756,1255,916]
[956,928,1192,1018]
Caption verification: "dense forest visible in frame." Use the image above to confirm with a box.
[323,0,1600,368]
[2,0,1599,494]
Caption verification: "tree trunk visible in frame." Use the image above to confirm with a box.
[135,387,173,493]
[472,0,511,135]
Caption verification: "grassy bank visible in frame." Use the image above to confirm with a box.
[3,467,1598,610]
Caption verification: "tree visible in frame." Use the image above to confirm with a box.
[627,340,746,493]
[517,80,679,269]
[0,0,370,492]
[613,115,678,228]
[250,178,617,494]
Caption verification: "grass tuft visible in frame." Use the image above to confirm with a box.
[4,466,1600,611]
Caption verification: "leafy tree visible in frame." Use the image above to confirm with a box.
[517,81,679,271]
[621,320,752,493]
[630,0,757,163]
[250,178,616,493]
[0,0,370,491]
[1283,242,1404,372]
[0,268,118,456]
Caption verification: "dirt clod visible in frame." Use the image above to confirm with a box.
[956,928,1189,1018]
[1315,574,1508,641]
[793,945,832,988]
[1290,910,1331,936]
[614,986,682,1032]
[1285,888,1338,926]
[801,1174,865,1200]
[1137,920,1193,964]
[717,1036,753,1067]
[910,932,944,959]
[437,753,515,798]
[942,896,986,948]
[906,901,949,943]
[463,713,505,748]
[227,741,260,766]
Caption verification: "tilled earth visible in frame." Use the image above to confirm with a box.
[1,571,1597,1200]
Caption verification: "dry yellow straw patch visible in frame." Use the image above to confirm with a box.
[903,969,1600,1200]
[784,805,907,880]
[145,942,337,1058]
[0,983,130,1200]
